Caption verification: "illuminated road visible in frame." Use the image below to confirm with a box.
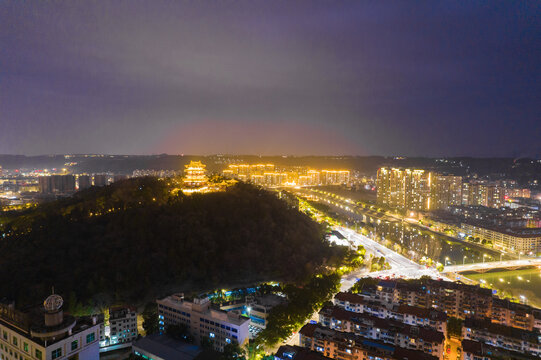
[279,226,443,350]
[334,226,444,291]
[443,259,541,273]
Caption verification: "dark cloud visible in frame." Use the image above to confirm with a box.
[1,1,539,156]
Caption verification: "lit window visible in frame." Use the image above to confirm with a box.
[51,348,62,359]
[86,333,95,343]
[71,340,78,351]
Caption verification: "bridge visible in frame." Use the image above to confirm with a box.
[443,259,541,273]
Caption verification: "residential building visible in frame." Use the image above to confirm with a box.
[275,345,332,360]
[355,279,493,319]
[108,306,137,345]
[77,175,91,190]
[38,175,76,194]
[333,292,447,334]
[92,174,108,187]
[321,170,350,185]
[156,294,249,352]
[461,222,541,254]
[0,294,100,360]
[318,307,444,358]
[462,317,540,357]
[299,323,438,360]
[461,339,539,360]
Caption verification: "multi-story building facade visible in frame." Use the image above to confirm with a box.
[0,295,100,360]
[377,168,461,211]
[351,278,541,331]
[333,292,447,334]
[461,339,539,360]
[108,306,137,345]
[355,279,493,319]
[76,175,92,190]
[92,174,108,187]
[321,170,350,185]
[318,307,444,358]
[462,317,541,357]
[38,175,76,194]
[431,175,462,210]
[156,294,249,352]
[461,222,541,254]
[222,164,349,187]
[299,324,438,360]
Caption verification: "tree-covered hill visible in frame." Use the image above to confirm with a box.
[0,179,340,309]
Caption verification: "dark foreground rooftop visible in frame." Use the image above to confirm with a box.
[133,334,202,360]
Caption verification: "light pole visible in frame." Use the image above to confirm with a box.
[500,253,503,262]
[463,256,467,265]
[445,257,450,266]
[483,254,487,264]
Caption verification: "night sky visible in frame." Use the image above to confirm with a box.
[1,1,539,157]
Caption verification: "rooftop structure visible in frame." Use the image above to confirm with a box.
[0,294,100,360]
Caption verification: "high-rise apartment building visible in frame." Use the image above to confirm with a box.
[38,175,76,194]
[431,175,462,210]
[377,168,431,211]
[377,168,463,211]
[321,170,350,185]
[93,174,108,187]
[77,175,92,190]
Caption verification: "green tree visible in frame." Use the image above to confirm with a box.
[142,302,158,335]
[221,341,245,360]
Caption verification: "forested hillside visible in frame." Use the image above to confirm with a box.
[0,179,341,309]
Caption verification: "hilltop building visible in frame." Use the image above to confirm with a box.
[183,161,208,189]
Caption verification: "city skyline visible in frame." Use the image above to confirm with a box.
[1,1,539,157]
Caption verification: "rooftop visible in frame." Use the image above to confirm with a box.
[462,339,539,360]
[133,334,201,360]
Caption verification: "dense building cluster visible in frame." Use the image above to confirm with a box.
[222,164,350,187]
[377,167,531,211]
[279,278,541,360]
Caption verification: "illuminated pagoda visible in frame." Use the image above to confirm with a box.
[183,161,208,189]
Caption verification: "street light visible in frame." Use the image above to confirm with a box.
[483,254,488,264]
[445,257,450,266]
[463,255,467,265]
